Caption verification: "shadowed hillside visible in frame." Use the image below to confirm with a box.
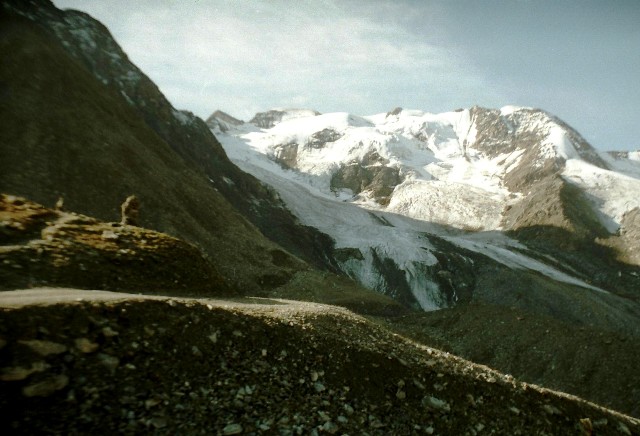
[0,1,340,294]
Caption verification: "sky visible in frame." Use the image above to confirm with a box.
[52,0,640,151]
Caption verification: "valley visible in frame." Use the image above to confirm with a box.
[1,0,639,433]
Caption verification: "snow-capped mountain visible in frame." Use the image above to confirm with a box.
[212,106,640,327]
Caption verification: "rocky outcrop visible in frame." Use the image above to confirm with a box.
[0,194,229,295]
[205,110,243,132]
[250,109,321,129]
[331,164,400,205]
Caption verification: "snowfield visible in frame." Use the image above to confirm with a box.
[214,106,636,309]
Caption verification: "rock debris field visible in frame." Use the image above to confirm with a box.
[1,290,638,435]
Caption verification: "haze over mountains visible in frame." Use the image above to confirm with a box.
[2,1,640,432]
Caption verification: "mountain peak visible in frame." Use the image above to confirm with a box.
[249,108,321,128]
[205,110,244,132]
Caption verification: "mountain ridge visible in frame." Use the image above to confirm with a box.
[2,0,640,427]
[0,0,350,292]
[211,105,640,315]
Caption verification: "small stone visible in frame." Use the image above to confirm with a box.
[101,326,119,337]
[422,396,450,413]
[396,390,406,400]
[318,411,331,421]
[321,421,338,434]
[413,379,425,390]
[150,417,167,429]
[370,419,385,429]
[223,423,243,435]
[208,332,218,343]
[466,393,477,407]
[1,362,49,381]
[314,382,326,393]
[337,415,348,424]
[475,423,485,432]
[343,404,354,415]
[617,421,632,436]
[22,374,69,397]
[97,353,119,372]
[145,398,162,409]
[425,426,434,435]
[101,230,119,240]
[311,371,319,382]
[509,406,521,415]
[75,338,99,353]
[19,339,67,356]
[579,418,592,433]
[191,346,202,357]
[542,404,562,415]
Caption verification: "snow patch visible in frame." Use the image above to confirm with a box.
[562,159,640,232]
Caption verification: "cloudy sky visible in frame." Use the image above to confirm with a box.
[53,0,639,151]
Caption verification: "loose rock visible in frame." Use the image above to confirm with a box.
[19,339,67,356]
[22,374,69,397]
[75,338,99,353]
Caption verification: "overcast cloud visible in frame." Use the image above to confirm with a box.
[53,0,640,151]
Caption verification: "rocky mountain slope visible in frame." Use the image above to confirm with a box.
[211,107,640,314]
[2,0,640,430]
[211,108,640,418]
[1,193,638,418]
[2,291,639,435]
[0,194,229,296]
[0,0,343,296]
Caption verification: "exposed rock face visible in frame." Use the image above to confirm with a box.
[250,109,320,128]
[205,110,243,132]
[272,142,300,170]
[331,163,401,205]
[306,128,342,149]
